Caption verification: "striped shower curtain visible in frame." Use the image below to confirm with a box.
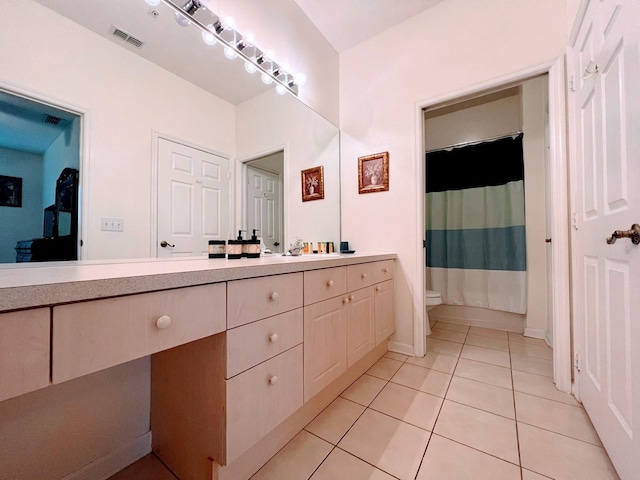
[425,134,527,314]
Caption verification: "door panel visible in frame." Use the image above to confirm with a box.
[158,138,229,257]
[572,2,640,478]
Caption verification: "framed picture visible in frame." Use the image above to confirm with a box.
[0,175,22,208]
[358,151,389,194]
[301,166,324,202]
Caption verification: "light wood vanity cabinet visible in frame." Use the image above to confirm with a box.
[303,261,394,402]
[53,283,226,384]
[0,308,50,402]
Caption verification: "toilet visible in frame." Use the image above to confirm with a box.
[425,289,442,311]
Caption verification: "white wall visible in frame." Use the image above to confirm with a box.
[340,0,566,353]
[0,148,43,263]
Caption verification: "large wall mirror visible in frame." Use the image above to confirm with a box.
[0,0,340,265]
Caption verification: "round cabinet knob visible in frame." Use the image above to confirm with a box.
[269,375,279,385]
[361,273,367,279]
[343,296,350,304]
[269,333,279,343]
[156,315,172,329]
[327,280,334,287]
[270,291,280,301]
[350,294,355,301]
[375,285,381,292]
[383,268,389,273]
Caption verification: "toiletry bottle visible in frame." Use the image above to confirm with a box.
[208,240,226,258]
[247,229,261,258]
[228,230,244,259]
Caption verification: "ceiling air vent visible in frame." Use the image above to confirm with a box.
[43,114,62,126]
[110,25,145,49]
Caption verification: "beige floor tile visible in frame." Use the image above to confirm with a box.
[310,448,395,480]
[370,382,443,431]
[508,332,548,347]
[338,409,430,480]
[432,322,470,333]
[460,345,510,368]
[305,397,366,444]
[515,392,601,445]
[446,376,515,419]
[454,358,512,389]
[384,351,408,362]
[416,435,520,480]
[251,430,333,480]
[434,400,519,464]
[521,469,552,480]
[465,333,509,352]
[341,374,387,406]
[406,351,458,374]
[426,338,463,357]
[468,326,509,340]
[367,357,404,381]
[512,369,579,406]
[518,423,619,480]
[428,328,467,344]
[390,364,452,398]
[509,342,552,360]
[108,454,177,480]
[511,354,553,377]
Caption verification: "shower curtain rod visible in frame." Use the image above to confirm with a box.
[425,131,523,154]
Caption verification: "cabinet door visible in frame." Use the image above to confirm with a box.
[303,295,347,401]
[346,286,375,368]
[375,280,395,344]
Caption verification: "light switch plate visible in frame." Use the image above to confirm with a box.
[101,217,124,232]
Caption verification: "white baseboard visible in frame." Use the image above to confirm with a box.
[429,305,525,333]
[62,431,152,480]
[388,340,414,356]
[524,328,547,340]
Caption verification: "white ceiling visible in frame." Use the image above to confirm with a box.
[293,0,446,52]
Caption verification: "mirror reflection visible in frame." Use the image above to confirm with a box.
[0,0,340,265]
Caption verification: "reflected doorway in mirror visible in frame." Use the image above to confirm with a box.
[301,166,324,202]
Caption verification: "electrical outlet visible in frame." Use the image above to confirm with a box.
[101,217,124,232]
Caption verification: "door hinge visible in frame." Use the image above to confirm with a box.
[572,211,579,231]
[423,239,426,248]
[569,75,575,93]
[574,353,581,372]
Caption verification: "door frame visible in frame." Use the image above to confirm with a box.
[0,80,89,261]
[150,131,233,258]
[413,57,572,394]
[237,144,288,252]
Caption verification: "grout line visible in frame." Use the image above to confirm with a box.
[508,333,524,480]
[514,420,605,448]
[428,433,522,468]
[333,446,402,480]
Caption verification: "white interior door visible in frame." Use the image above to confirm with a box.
[157,138,230,257]
[246,166,282,252]
[572,2,640,479]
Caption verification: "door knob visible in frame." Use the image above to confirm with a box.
[606,224,640,245]
[160,241,175,248]
[274,241,280,247]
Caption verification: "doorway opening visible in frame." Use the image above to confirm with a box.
[415,59,571,394]
[243,151,285,254]
[0,88,81,263]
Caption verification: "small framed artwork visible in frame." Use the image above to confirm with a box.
[0,175,22,208]
[301,166,324,202]
[358,151,389,194]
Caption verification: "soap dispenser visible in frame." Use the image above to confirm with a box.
[228,230,244,259]
[247,229,261,258]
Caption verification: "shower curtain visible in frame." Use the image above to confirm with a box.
[425,134,527,314]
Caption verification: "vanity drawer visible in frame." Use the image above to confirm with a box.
[304,266,347,305]
[227,272,303,328]
[226,309,303,378]
[347,260,394,291]
[0,308,50,402]
[226,344,303,463]
[52,283,226,384]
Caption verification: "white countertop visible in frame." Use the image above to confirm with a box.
[0,253,396,312]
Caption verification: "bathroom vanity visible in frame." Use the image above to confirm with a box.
[0,253,396,480]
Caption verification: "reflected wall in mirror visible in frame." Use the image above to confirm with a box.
[0,0,339,266]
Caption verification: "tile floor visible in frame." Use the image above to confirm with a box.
[111,322,621,480]
[252,322,620,480]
